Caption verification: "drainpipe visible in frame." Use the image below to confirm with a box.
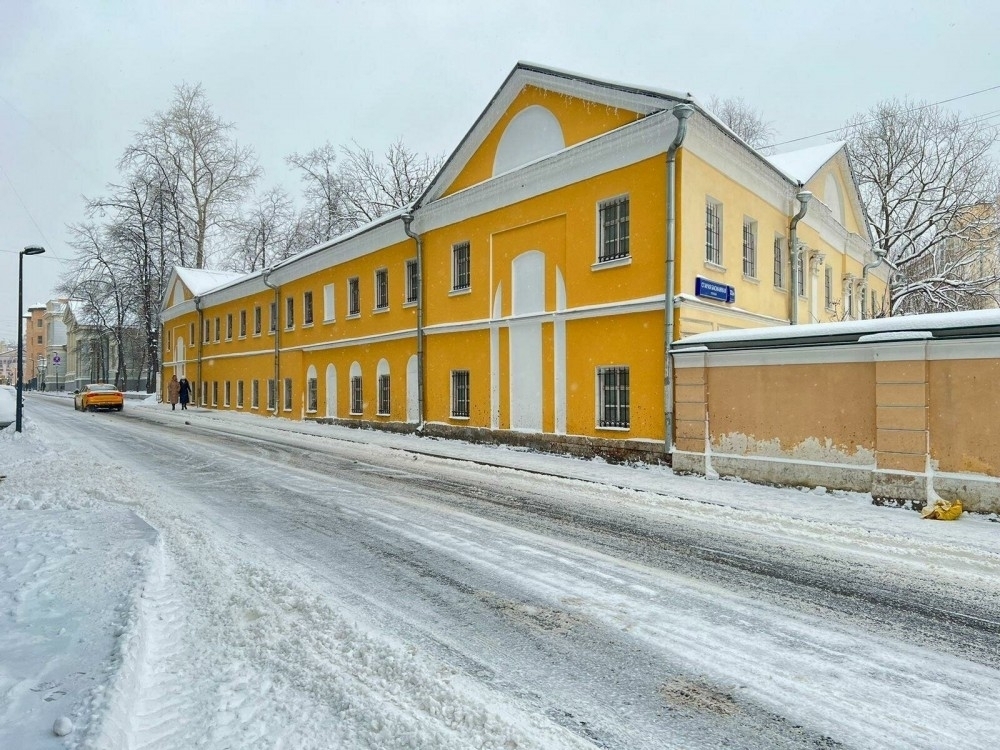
[262,267,280,416]
[194,296,204,405]
[664,103,695,455]
[402,212,425,429]
[861,249,888,319]
[788,190,812,325]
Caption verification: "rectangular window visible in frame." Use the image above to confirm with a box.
[405,259,418,304]
[214,317,220,342]
[323,283,335,322]
[254,306,262,335]
[705,198,722,265]
[251,379,259,409]
[224,380,231,407]
[303,291,313,325]
[377,373,390,416]
[825,266,833,308]
[226,314,233,340]
[203,320,210,344]
[37,319,43,328]
[796,251,805,297]
[451,370,470,418]
[598,196,630,262]
[269,302,277,332]
[773,235,785,289]
[452,242,471,291]
[37,335,43,344]
[285,297,294,329]
[845,278,854,317]
[190,323,194,343]
[237,380,244,408]
[350,374,363,415]
[349,277,360,316]
[166,329,172,351]
[307,376,318,413]
[375,268,389,310]
[597,366,630,429]
[742,218,757,278]
[283,377,292,411]
[212,381,218,407]
[201,381,207,406]
[239,310,247,338]
[267,379,276,411]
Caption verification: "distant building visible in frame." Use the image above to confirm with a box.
[25,304,47,388]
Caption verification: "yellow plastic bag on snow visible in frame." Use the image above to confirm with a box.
[921,499,963,521]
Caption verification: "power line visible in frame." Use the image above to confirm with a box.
[766,83,1000,150]
[0,160,53,246]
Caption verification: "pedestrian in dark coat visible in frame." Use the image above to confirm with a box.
[178,377,191,410]
[167,374,180,410]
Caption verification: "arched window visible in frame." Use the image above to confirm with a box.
[349,362,363,415]
[376,359,391,416]
[306,365,318,413]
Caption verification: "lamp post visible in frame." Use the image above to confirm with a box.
[15,245,46,432]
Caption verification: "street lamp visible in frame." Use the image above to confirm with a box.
[15,245,45,432]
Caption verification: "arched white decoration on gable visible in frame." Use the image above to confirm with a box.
[824,173,845,226]
[493,105,565,177]
[325,364,337,418]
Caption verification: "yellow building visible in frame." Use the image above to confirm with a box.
[160,63,888,461]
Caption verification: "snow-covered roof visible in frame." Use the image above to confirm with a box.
[674,309,1000,350]
[175,268,245,297]
[767,141,845,184]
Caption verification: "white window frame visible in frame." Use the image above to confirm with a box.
[303,290,314,326]
[348,277,360,317]
[239,309,247,338]
[283,377,293,412]
[705,198,723,266]
[226,313,233,341]
[377,373,390,416]
[323,283,336,322]
[451,242,471,292]
[251,379,260,410]
[596,366,630,430]
[374,268,389,311]
[404,259,418,305]
[253,306,262,336]
[742,217,757,279]
[773,235,785,289]
[237,380,244,409]
[350,374,363,415]
[224,380,231,407]
[307,376,318,413]
[597,195,630,263]
[267,378,276,411]
[451,370,470,419]
[285,296,295,330]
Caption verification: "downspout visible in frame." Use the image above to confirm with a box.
[262,267,280,416]
[861,249,888,319]
[402,213,425,429]
[788,190,813,325]
[664,103,695,455]
[194,296,204,406]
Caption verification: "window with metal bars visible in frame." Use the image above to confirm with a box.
[597,366,630,429]
[375,269,389,310]
[705,199,722,265]
[285,297,295,329]
[742,218,757,278]
[773,236,785,288]
[237,380,244,408]
[204,320,210,343]
[239,310,247,337]
[304,291,313,325]
[251,379,259,409]
[224,381,231,407]
[452,242,470,291]
[405,259,418,304]
[307,377,317,412]
[598,196,630,262]
[212,381,218,406]
[377,373,390,415]
[283,377,292,411]
[267,379,276,411]
[349,277,360,316]
[350,375,363,414]
[226,314,233,340]
[796,252,805,297]
[254,306,261,335]
[214,318,220,342]
[451,370,470,418]
[269,302,277,332]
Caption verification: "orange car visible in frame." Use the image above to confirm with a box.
[74,383,125,412]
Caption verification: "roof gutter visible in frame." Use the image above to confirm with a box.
[402,213,425,430]
[262,267,280,416]
[664,103,694,455]
[789,190,812,325]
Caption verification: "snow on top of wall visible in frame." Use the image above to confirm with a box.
[767,141,845,183]
[675,309,1000,348]
[175,268,245,296]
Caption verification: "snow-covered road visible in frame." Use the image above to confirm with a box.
[5,394,1000,749]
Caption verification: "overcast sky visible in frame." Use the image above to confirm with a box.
[2,0,998,342]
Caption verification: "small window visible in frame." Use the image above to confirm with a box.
[201,381,207,406]
[303,291,313,325]
[224,381,231,407]
[267,379,276,411]
[269,302,277,333]
[350,374,363,415]
[597,366,630,429]
[37,335,43,344]
[742,218,757,278]
[375,268,389,310]
[451,370,470,418]
[283,377,292,411]
[405,259,418,304]
[251,379,260,409]
[377,373,390,416]
[203,320,210,344]
[189,323,194,342]
[239,310,247,338]
[348,277,360,317]
[773,235,785,289]
[285,297,295,329]
[166,329,172,351]
[452,242,471,291]
[705,198,722,265]
[214,317,220,342]
[237,380,244,409]
[254,306,262,335]
[307,376,318,413]
[226,314,233,340]
[598,196,630,262]
[212,381,218,406]
[825,266,834,309]
[323,284,335,322]
[37,319,43,328]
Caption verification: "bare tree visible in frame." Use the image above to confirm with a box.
[707,96,777,151]
[841,99,1000,315]
[286,143,353,247]
[121,83,260,268]
[226,186,304,272]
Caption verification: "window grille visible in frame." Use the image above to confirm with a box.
[307,377,317,412]
[375,269,389,310]
[773,236,785,288]
[283,378,292,411]
[304,291,313,324]
[742,218,757,278]
[452,242,471,291]
[285,297,294,328]
[251,380,259,409]
[237,380,244,408]
[349,278,360,316]
[377,373,390,415]
[705,199,722,265]
[405,259,418,303]
[451,370,470,418]
[597,366,630,428]
[350,375,363,414]
[598,196,630,262]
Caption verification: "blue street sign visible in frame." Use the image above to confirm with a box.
[695,277,736,304]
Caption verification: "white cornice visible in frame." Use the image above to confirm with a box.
[675,293,791,328]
